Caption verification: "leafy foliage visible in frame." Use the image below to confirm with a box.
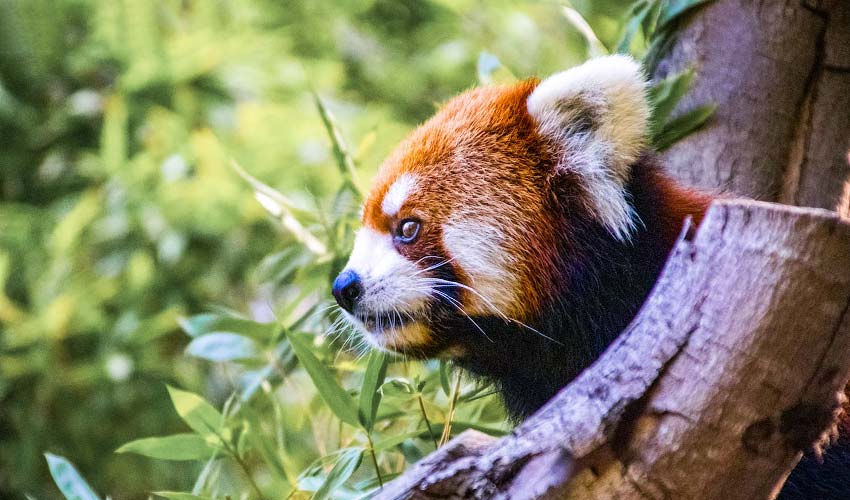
[0,1,715,499]
[44,454,101,500]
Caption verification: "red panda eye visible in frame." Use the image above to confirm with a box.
[397,219,421,243]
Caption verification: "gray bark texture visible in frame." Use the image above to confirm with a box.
[376,0,850,498]
[376,200,850,500]
[652,0,850,209]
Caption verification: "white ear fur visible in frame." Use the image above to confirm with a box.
[527,55,650,240]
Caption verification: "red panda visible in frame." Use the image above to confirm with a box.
[333,55,710,417]
[330,55,845,497]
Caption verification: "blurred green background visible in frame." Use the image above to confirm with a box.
[0,0,634,498]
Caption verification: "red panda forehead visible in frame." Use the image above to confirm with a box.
[362,78,545,230]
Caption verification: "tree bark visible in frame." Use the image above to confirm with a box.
[652,0,850,211]
[376,200,850,500]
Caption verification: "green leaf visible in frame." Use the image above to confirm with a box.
[44,454,101,500]
[179,313,277,342]
[373,430,428,452]
[286,302,322,333]
[641,0,665,41]
[167,386,225,438]
[358,351,389,432]
[312,447,363,500]
[562,5,609,58]
[231,160,329,256]
[351,474,402,498]
[649,68,696,135]
[285,331,360,427]
[116,434,219,461]
[154,492,213,500]
[423,421,508,440]
[185,333,259,362]
[313,94,361,199]
[239,364,277,402]
[439,360,452,397]
[657,0,715,31]
[616,0,652,54]
[255,247,313,286]
[654,103,716,151]
[379,379,415,403]
[177,314,218,338]
[240,406,293,483]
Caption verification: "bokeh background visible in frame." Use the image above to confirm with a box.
[0,1,634,498]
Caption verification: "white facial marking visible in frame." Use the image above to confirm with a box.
[357,321,431,352]
[345,228,430,314]
[527,54,649,241]
[442,219,519,317]
[381,174,418,217]
[342,226,433,348]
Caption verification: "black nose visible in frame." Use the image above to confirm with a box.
[332,270,363,313]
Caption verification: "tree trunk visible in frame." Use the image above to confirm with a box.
[652,0,850,210]
[375,200,850,499]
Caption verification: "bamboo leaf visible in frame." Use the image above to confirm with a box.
[185,333,259,362]
[313,94,361,198]
[657,0,715,31]
[154,493,213,500]
[562,5,609,58]
[179,313,277,343]
[116,434,219,461]
[240,406,293,483]
[44,454,101,500]
[230,160,328,256]
[167,386,225,439]
[654,104,716,151]
[177,314,217,338]
[423,421,509,440]
[311,447,363,500]
[648,68,696,135]
[358,351,389,432]
[616,0,653,54]
[439,360,452,397]
[285,330,360,427]
[373,430,428,452]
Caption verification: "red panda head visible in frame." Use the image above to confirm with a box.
[332,55,650,357]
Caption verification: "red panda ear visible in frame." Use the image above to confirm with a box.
[527,55,649,240]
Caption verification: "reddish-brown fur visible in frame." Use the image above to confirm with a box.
[369,82,569,318]
[362,79,710,322]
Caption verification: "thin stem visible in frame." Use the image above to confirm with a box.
[366,433,384,488]
[417,394,438,449]
[211,426,264,499]
[228,444,265,499]
[439,373,462,447]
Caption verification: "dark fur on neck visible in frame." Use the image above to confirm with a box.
[446,156,710,419]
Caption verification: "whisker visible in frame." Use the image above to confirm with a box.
[431,289,493,343]
[416,277,563,345]
[411,256,456,277]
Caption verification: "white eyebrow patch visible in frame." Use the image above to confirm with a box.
[382,174,418,217]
